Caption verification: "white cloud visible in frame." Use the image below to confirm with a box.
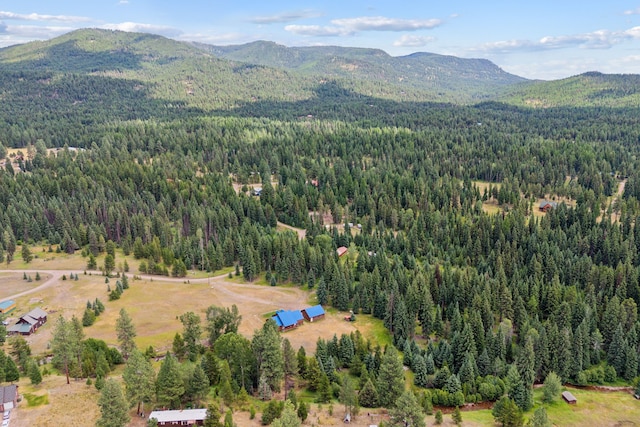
[472,27,640,54]
[331,16,442,32]
[178,31,249,45]
[624,7,640,15]
[250,9,321,24]
[0,24,76,47]
[286,15,442,37]
[0,11,90,23]
[101,22,183,37]
[285,25,351,37]
[393,34,435,47]
[118,0,130,4]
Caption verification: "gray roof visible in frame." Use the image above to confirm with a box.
[148,408,208,423]
[25,307,47,319]
[0,385,17,405]
[562,391,577,401]
[7,323,32,334]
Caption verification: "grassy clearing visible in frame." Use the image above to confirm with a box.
[353,314,392,348]
[537,387,640,426]
[23,392,49,407]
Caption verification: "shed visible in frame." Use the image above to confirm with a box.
[301,305,325,322]
[336,246,348,257]
[0,300,16,315]
[148,408,207,426]
[562,391,577,404]
[271,309,304,332]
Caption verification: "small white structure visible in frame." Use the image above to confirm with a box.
[148,408,207,426]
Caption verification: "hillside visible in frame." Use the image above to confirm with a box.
[195,40,528,100]
[499,71,640,108]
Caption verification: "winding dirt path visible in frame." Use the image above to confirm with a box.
[0,269,230,301]
[277,221,306,240]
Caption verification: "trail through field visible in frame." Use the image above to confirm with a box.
[0,269,229,301]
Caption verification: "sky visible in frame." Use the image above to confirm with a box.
[1,1,640,80]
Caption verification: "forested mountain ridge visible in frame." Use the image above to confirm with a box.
[194,40,527,99]
[499,71,640,108]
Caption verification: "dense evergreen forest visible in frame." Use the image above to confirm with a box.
[3,29,640,423]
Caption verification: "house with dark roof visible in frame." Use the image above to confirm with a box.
[539,200,558,212]
[0,300,16,315]
[271,309,304,332]
[301,305,325,322]
[148,408,207,426]
[7,307,47,336]
[0,385,18,412]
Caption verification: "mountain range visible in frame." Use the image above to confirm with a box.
[0,28,638,111]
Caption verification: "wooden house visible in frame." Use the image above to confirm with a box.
[7,307,47,336]
[539,200,558,212]
[271,309,304,332]
[301,305,325,322]
[148,409,207,426]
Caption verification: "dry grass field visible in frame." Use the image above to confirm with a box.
[10,375,101,427]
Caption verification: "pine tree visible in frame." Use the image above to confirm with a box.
[492,396,523,427]
[388,390,426,427]
[376,346,405,408]
[172,333,186,360]
[180,311,202,362]
[271,401,301,427]
[608,324,626,376]
[156,353,185,409]
[28,359,42,385]
[252,319,284,392]
[189,364,210,406]
[624,342,638,381]
[116,308,137,361]
[452,406,463,426]
[123,349,156,415]
[339,375,358,419]
[527,407,552,427]
[96,379,130,427]
[358,378,379,407]
[506,365,532,412]
[542,371,561,403]
[201,349,220,385]
[413,354,429,388]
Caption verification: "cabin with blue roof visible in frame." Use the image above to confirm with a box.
[0,300,16,315]
[271,309,304,332]
[302,305,325,322]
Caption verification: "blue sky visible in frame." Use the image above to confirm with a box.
[1,1,639,80]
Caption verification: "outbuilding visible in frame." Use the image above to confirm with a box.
[562,391,577,404]
[0,300,16,315]
[301,305,325,322]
